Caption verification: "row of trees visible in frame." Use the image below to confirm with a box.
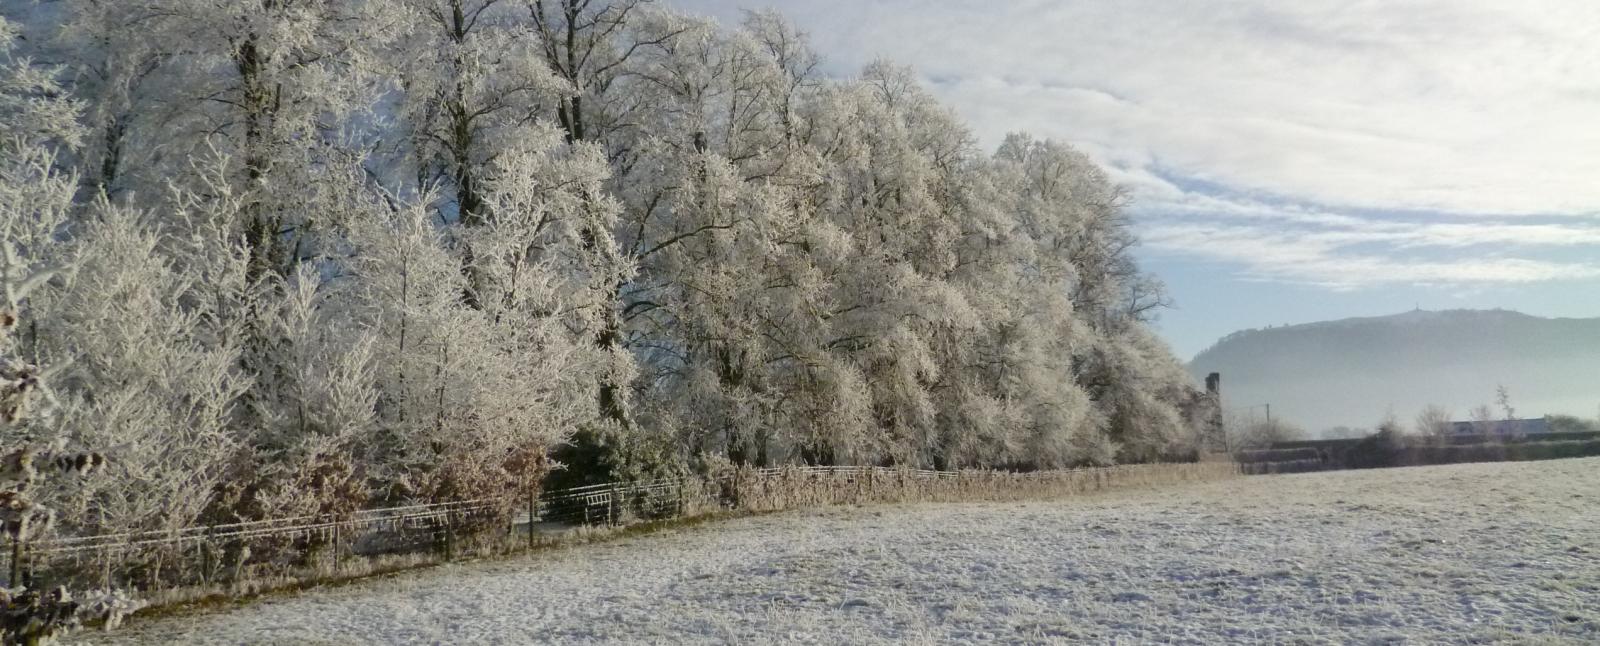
[1243,385,1600,446]
[1,0,1200,545]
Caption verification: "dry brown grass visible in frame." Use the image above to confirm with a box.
[723,462,1239,512]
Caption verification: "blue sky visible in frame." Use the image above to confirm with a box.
[671,0,1600,359]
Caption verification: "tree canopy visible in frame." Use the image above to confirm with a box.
[0,1,1202,538]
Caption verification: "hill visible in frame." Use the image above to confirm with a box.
[1189,309,1600,432]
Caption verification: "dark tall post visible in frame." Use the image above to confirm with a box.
[1205,373,1227,454]
[444,512,455,561]
[534,482,547,546]
[8,535,18,587]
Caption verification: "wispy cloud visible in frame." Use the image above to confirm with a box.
[672,0,1600,289]
[1142,223,1600,290]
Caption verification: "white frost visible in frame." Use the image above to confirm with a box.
[80,459,1600,644]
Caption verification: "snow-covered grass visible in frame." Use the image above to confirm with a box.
[78,459,1599,644]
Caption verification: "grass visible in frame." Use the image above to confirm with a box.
[85,458,1600,645]
[105,508,753,629]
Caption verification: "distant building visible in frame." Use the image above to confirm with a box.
[1448,417,1550,436]
[1181,373,1227,454]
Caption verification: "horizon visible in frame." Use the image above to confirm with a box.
[673,0,1600,359]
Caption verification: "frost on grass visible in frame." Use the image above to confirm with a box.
[80,459,1599,645]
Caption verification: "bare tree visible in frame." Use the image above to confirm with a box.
[1495,384,1516,421]
[1470,404,1497,436]
[1414,404,1453,438]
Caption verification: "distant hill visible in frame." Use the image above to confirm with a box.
[1189,309,1600,432]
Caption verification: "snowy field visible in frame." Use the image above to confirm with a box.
[83,459,1599,645]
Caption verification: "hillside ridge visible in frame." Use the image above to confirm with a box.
[1190,309,1600,431]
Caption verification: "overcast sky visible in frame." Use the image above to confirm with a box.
[671,0,1600,358]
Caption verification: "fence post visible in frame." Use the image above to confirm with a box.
[534,486,547,550]
[444,510,455,561]
[9,534,20,588]
[332,522,342,572]
[201,527,213,585]
[20,534,33,591]
[608,485,619,526]
[20,536,31,590]
[101,545,112,591]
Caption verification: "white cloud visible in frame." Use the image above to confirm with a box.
[1142,223,1600,289]
[671,0,1600,288]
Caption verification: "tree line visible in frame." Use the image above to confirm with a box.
[0,0,1201,542]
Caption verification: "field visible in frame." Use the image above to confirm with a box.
[79,459,1599,645]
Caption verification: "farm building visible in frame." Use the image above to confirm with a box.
[1449,417,1551,436]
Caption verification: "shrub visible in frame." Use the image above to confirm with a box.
[1344,426,1406,469]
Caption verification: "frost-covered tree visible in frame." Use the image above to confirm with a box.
[525,0,672,147]
[598,9,813,467]
[393,0,568,226]
[0,17,83,154]
[56,0,403,279]
[37,202,249,537]
[230,265,377,522]
[453,128,634,485]
[564,13,1198,472]
[1,1,1212,539]
[997,133,1191,463]
[0,13,84,441]
[50,0,166,196]
[470,0,680,459]
[0,20,147,638]
[344,198,492,500]
[344,142,618,502]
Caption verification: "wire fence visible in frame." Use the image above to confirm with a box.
[6,476,714,594]
[3,462,1238,603]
